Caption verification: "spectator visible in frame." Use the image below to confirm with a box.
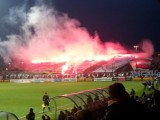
[147,80,152,90]
[42,114,50,120]
[74,108,92,120]
[104,82,151,120]
[141,91,146,98]
[87,94,93,105]
[94,93,100,101]
[58,110,66,120]
[26,108,35,120]
[42,92,51,113]
[129,88,135,99]
[150,89,160,119]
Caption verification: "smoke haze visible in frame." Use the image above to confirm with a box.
[0,0,154,67]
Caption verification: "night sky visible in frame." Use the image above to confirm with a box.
[0,0,160,52]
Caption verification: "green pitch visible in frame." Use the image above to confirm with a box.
[0,81,145,120]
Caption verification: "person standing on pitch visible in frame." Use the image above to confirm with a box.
[42,92,51,113]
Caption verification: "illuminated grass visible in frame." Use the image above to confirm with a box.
[0,81,144,120]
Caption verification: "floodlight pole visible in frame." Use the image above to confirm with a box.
[133,45,139,71]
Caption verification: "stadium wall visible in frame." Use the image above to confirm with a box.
[94,77,112,81]
[5,77,155,83]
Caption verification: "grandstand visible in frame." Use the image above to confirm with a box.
[24,57,151,74]
[1,54,155,82]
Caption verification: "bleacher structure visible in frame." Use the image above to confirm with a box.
[0,111,19,120]
[50,86,109,120]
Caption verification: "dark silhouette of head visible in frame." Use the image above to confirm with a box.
[42,115,45,120]
[30,108,33,112]
[108,82,129,101]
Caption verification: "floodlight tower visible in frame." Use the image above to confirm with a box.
[133,45,139,71]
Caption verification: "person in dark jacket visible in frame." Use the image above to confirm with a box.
[42,92,51,113]
[104,82,151,120]
[26,108,35,120]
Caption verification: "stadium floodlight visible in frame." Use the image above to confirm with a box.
[133,45,139,71]
[133,45,139,52]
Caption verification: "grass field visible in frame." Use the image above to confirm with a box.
[0,81,146,120]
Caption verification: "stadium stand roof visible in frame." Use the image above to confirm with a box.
[0,111,19,120]
[92,57,131,73]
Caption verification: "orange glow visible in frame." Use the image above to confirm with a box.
[61,63,68,74]
[3,4,154,73]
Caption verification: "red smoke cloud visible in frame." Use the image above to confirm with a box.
[0,3,154,72]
